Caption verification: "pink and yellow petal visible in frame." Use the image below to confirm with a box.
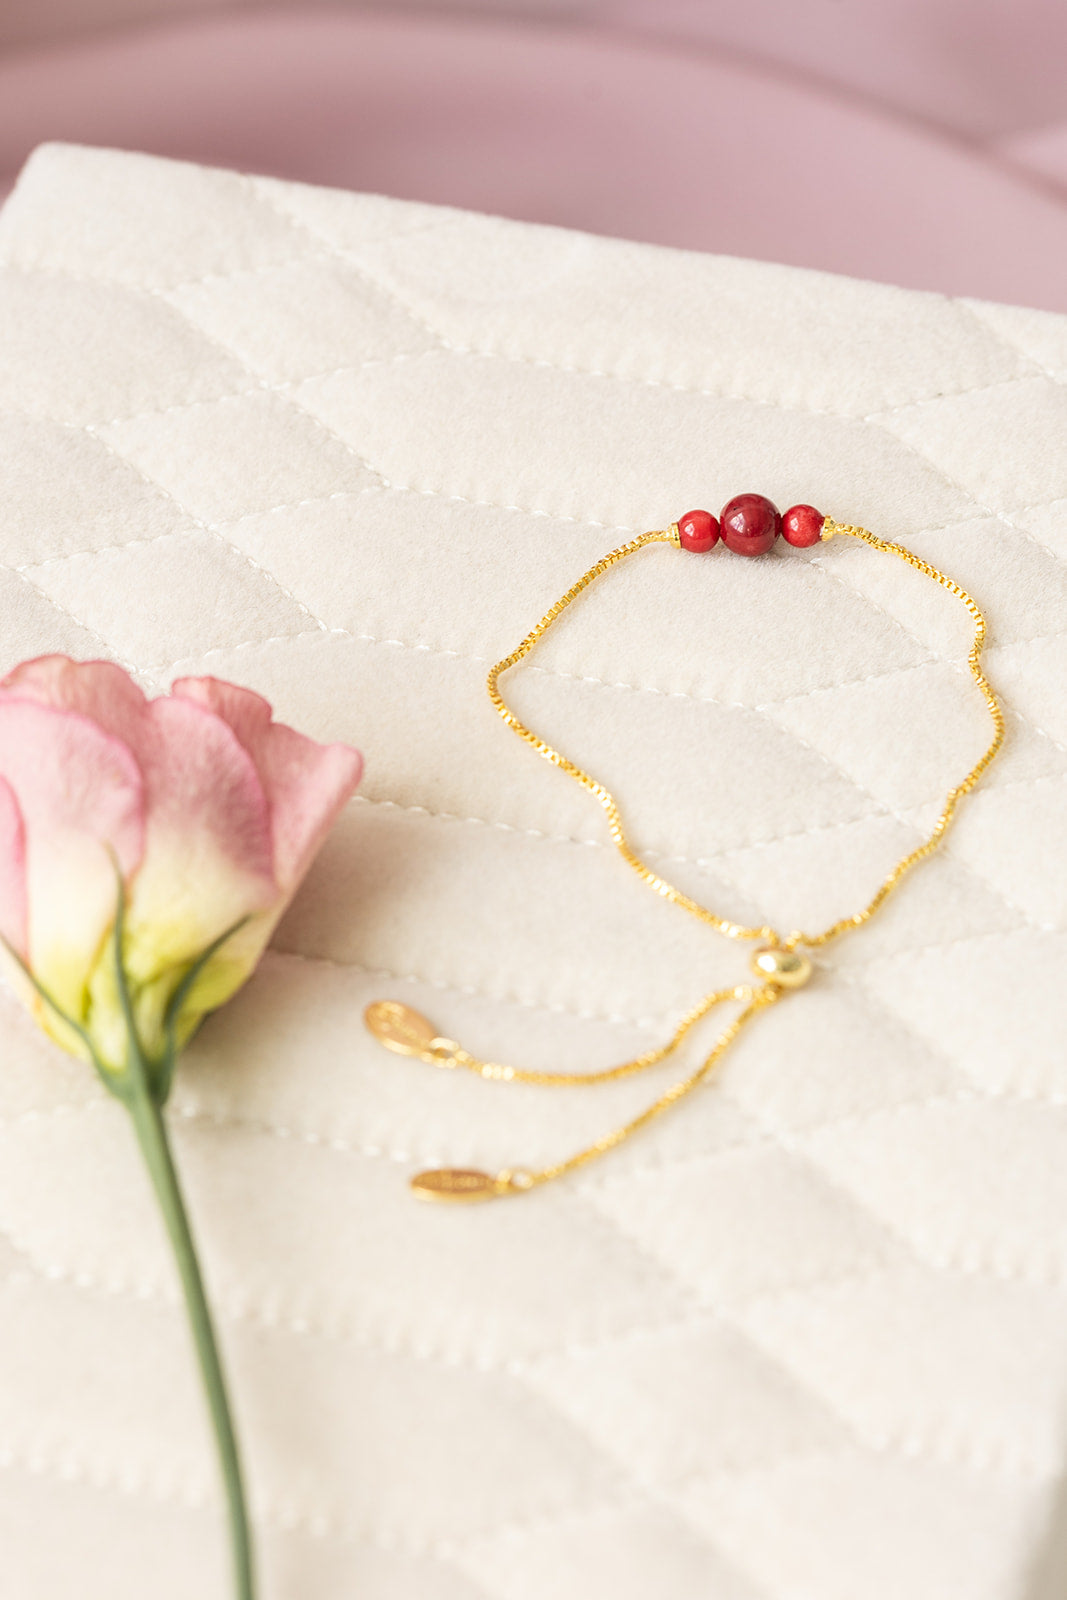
[0,774,28,959]
[0,655,149,724]
[121,696,278,984]
[0,701,144,1022]
[171,676,362,890]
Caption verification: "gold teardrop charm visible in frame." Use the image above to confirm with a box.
[365,1000,442,1057]
[411,1168,507,1203]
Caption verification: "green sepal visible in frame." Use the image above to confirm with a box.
[0,930,102,1066]
[155,914,250,1103]
[2,872,250,1109]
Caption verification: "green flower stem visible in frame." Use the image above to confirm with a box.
[124,1061,255,1600]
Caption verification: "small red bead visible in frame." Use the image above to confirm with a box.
[678,509,719,552]
[719,494,780,557]
[782,504,825,548]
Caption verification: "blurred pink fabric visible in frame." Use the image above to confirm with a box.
[1,2,1066,309]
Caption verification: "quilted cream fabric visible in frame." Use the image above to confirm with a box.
[1,142,1066,1600]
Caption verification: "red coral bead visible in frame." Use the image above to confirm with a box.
[782,504,825,547]
[719,494,781,557]
[678,508,719,552]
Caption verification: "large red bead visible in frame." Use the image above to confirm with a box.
[719,494,781,557]
[782,504,825,547]
[678,508,719,552]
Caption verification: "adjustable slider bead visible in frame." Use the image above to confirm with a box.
[720,494,781,557]
[751,947,813,988]
[678,509,720,552]
[782,504,825,548]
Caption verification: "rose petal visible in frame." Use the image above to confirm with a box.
[0,775,27,959]
[171,676,363,891]
[0,700,144,1018]
[0,655,148,721]
[121,696,279,983]
[0,657,279,976]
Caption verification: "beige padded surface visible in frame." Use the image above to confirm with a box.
[1,142,1066,1600]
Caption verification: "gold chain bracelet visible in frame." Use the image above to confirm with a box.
[365,497,1005,1202]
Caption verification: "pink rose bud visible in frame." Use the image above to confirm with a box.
[0,656,362,1073]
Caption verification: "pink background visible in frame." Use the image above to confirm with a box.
[2,1,1067,308]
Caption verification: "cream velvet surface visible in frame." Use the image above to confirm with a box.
[1,142,1067,1600]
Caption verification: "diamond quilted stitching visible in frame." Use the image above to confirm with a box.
[811,512,1067,651]
[0,145,313,289]
[267,1540,495,1600]
[23,533,320,672]
[734,1261,1067,1476]
[249,173,456,256]
[714,980,965,1132]
[504,669,879,861]
[1011,498,1067,561]
[681,1448,1042,1600]
[0,565,130,672]
[0,1460,498,1599]
[988,634,1067,744]
[0,1470,227,1600]
[271,202,1033,418]
[0,989,99,1122]
[879,376,1067,514]
[764,660,997,814]
[95,391,378,525]
[942,776,1067,929]
[0,413,202,567]
[0,1274,211,1498]
[799,1097,1067,1285]
[898,518,1067,646]
[217,1332,628,1548]
[585,1142,906,1304]
[714,815,1027,963]
[962,299,1067,383]
[859,929,1067,1097]
[525,1315,849,1488]
[167,256,441,385]
[456,1500,766,1600]
[0,1104,701,1367]
[527,535,932,706]
[273,801,754,1022]
[217,488,623,657]
[0,272,248,427]
[0,1275,629,1548]
[295,349,979,534]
